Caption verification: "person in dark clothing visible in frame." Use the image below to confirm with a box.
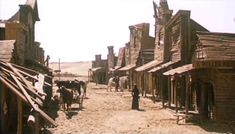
[132,84,140,110]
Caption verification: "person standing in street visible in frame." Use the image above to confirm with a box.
[132,84,140,110]
[114,75,119,92]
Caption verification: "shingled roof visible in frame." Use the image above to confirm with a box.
[0,40,15,62]
[196,31,235,61]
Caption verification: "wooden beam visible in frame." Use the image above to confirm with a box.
[17,97,23,134]
[0,62,51,86]
[185,75,189,115]
[7,62,40,112]
[0,82,6,134]
[16,69,51,86]
[0,76,28,103]
[0,74,43,107]
[1,67,45,101]
[168,76,171,107]
[11,62,52,79]
[0,61,52,79]
[10,73,40,112]
[0,75,56,126]
[175,78,178,113]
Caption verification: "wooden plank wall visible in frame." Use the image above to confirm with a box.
[214,70,235,121]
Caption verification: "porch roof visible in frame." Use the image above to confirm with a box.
[109,66,121,72]
[118,64,136,71]
[91,67,103,72]
[135,60,161,72]
[163,64,193,76]
[148,61,179,73]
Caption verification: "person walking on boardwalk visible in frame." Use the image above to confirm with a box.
[131,84,140,110]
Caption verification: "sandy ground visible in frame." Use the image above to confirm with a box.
[48,82,233,134]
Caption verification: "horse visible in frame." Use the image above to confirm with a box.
[119,76,129,92]
[55,80,87,109]
[107,77,116,92]
[56,86,73,111]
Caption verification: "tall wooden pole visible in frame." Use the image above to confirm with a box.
[185,74,190,115]
[168,76,171,107]
[17,97,23,134]
[0,84,6,134]
[58,58,61,80]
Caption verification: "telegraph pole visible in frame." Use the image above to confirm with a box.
[58,58,61,80]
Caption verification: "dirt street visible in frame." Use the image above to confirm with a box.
[48,83,232,134]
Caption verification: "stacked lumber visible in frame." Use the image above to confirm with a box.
[0,60,57,127]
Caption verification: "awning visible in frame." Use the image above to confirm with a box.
[135,60,161,72]
[163,64,193,76]
[91,67,103,72]
[109,66,121,72]
[119,64,136,71]
[148,61,179,73]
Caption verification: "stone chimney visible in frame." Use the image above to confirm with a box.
[107,46,115,70]
[95,54,101,67]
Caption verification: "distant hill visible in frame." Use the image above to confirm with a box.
[49,61,92,76]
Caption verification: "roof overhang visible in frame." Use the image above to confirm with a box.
[135,60,161,72]
[119,64,136,71]
[148,61,179,73]
[109,66,121,72]
[163,64,193,76]
[91,67,103,72]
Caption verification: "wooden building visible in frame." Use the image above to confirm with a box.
[119,23,155,89]
[0,0,46,69]
[0,0,55,133]
[135,49,155,96]
[164,32,235,122]
[0,40,55,133]
[90,54,107,84]
[110,47,126,76]
[148,8,209,107]
[0,22,27,66]
[191,32,235,121]
[133,0,172,99]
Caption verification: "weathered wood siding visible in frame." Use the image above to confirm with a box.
[154,28,165,63]
[125,42,130,65]
[214,70,235,121]
[165,10,191,63]
[196,33,235,61]
[116,47,125,67]
[5,23,26,65]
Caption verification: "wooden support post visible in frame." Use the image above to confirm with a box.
[0,84,6,134]
[27,108,39,134]
[185,75,189,116]
[175,78,178,113]
[35,112,40,134]
[171,76,174,105]
[168,76,171,108]
[17,97,22,134]
[161,75,164,108]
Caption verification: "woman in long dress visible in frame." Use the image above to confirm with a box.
[132,84,139,110]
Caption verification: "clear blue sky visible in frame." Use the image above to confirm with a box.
[1,0,235,62]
